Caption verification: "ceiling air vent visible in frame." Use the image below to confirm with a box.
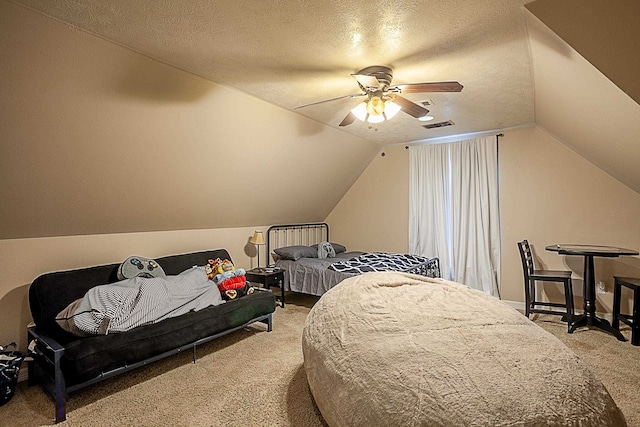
[422,120,455,130]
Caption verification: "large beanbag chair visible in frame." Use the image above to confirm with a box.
[302,272,626,427]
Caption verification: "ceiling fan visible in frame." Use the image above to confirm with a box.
[294,65,463,127]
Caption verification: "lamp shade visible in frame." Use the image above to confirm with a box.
[250,230,265,245]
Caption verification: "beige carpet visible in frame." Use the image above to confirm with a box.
[534,314,640,427]
[5,294,639,427]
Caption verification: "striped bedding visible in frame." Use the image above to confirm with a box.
[69,266,224,335]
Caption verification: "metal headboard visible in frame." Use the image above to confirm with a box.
[267,223,329,265]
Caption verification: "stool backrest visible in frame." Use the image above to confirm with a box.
[517,240,535,278]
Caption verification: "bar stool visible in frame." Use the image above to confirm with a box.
[613,276,640,346]
[517,240,574,331]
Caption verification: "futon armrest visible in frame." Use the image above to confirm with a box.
[28,326,65,353]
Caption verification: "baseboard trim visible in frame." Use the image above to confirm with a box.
[18,368,28,382]
[502,299,525,311]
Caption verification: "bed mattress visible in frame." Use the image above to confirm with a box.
[277,251,439,296]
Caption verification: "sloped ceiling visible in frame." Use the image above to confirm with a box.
[0,1,379,239]
[10,0,535,145]
[524,1,640,194]
[526,0,640,106]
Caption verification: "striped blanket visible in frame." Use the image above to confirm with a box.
[71,266,224,335]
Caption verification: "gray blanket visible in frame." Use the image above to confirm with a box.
[69,266,224,335]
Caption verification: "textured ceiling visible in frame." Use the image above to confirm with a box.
[12,0,535,145]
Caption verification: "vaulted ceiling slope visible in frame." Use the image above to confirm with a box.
[525,1,640,194]
[526,0,640,106]
[0,1,378,239]
[10,0,536,145]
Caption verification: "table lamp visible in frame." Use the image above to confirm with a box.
[250,230,265,270]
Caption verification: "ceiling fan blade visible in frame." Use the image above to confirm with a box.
[351,74,381,91]
[294,93,365,110]
[338,111,357,127]
[390,94,430,118]
[394,81,463,93]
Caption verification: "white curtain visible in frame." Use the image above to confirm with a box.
[409,136,500,296]
[409,144,451,279]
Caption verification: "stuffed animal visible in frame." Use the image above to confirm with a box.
[204,259,251,297]
[205,258,235,279]
[221,283,255,301]
[211,258,235,273]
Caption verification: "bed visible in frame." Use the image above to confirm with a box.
[303,272,627,426]
[267,223,440,296]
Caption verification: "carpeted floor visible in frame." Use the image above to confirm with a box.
[5,293,639,427]
[534,314,640,427]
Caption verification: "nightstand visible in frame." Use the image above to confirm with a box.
[246,268,285,308]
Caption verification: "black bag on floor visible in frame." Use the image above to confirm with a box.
[0,342,25,407]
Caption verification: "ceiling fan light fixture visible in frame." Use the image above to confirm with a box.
[352,98,401,123]
[418,114,435,121]
[383,100,401,119]
[367,113,385,124]
[366,96,385,116]
[351,102,368,121]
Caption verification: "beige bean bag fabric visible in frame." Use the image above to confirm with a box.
[302,272,626,427]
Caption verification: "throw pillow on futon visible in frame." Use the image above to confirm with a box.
[117,256,166,280]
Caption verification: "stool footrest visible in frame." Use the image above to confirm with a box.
[613,276,640,346]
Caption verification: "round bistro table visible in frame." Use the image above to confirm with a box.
[546,244,639,340]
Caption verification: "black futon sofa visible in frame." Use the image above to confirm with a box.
[27,248,276,423]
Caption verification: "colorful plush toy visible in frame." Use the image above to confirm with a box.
[205,258,233,279]
[216,274,246,291]
[205,258,235,277]
[221,283,255,301]
[205,259,250,295]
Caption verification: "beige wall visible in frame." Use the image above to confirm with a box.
[0,226,274,350]
[500,126,640,306]
[0,1,377,239]
[326,146,410,253]
[327,126,640,312]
